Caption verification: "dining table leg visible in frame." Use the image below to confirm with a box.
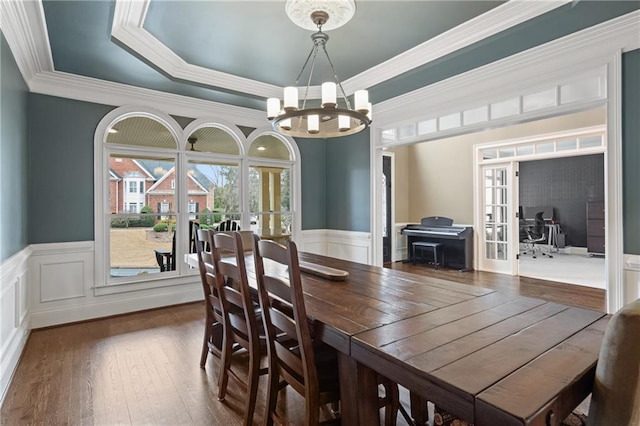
[337,352,363,424]
[410,391,429,425]
[355,361,381,425]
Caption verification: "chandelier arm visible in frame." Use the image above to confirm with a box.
[294,43,317,85]
[321,44,353,110]
[300,46,319,110]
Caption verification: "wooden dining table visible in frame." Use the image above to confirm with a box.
[186,250,608,425]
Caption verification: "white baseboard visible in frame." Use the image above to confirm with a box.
[1,247,31,405]
[29,286,203,328]
[557,246,589,255]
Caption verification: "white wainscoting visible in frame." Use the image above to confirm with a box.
[3,235,637,404]
[300,229,372,265]
[0,246,31,403]
[28,242,202,328]
[624,254,640,305]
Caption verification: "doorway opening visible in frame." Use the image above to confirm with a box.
[516,153,606,289]
[475,123,607,289]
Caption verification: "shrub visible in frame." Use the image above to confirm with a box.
[110,217,129,228]
[153,222,168,232]
[199,208,214,226]
[213,211,223,223]
[139,205,155,227]
[110,206,156,228]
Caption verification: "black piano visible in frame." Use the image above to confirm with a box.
[402,216,474,271]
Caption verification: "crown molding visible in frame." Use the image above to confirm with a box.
[28,70,266,128]
[0,0,53,85]
[373,10,640,128]
[2,0,633,129]
[0,0,265,126]
[111,0,570,99]
[340,0,571,94]
[111,0,283,99]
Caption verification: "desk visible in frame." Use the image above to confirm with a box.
[547,222,561,252]
[186,252,606,425]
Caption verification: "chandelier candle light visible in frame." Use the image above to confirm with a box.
[267,0,372,138]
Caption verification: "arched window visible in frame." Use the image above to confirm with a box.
[184,124,244,233]
[95,108,299,288]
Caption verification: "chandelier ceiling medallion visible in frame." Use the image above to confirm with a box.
[267,0,371,139]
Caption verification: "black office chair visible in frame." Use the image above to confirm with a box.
[521,211,553,259]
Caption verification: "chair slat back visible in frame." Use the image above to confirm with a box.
[252,235,318,396]
[195,228,213,277]
[195,228,221,314]
[211,231,260,348]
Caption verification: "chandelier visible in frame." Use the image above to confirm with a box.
[267,1,371,138]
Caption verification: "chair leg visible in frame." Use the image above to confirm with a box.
[217,333,233,401]
[200,318,211,368]
[242,350,260,426]
[305,393,320,426]
[264,368,280,426]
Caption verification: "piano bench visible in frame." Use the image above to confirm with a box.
[412,242,445,269]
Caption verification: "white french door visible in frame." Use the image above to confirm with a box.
[478,163,518,274]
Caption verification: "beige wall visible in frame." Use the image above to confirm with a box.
[392,108,606,225]
[391,147,410,223]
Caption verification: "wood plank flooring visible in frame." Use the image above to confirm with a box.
[386,262,605,312]
[0,263,605,425]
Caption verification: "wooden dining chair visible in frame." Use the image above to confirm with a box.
[252,235,341,425]
[194,227,224,367]
[252,236,403,425]
[211,230,268,426]
[584,297,640,425]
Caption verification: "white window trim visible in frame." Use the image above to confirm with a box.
[95,108,301,294]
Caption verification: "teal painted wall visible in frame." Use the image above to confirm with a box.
[26,94,327,242]
[325,130,370,232]
[296,138,327,229]
[16,50,640,244]
[28,94,113,244]
[623,49,640,255]
[0,33,29,261]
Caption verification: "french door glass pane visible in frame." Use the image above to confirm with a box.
[497,243,508,260]
[484,166,509,262]
[486,242,496,259]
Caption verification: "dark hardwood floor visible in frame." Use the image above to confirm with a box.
[1,264,605,425]
[386,261,605,312]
